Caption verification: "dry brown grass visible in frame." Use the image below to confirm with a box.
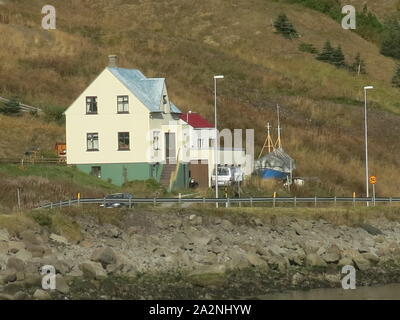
[1,0,400,197]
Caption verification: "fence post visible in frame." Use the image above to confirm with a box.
[50,202,53,209]
[179,193,182,207]
[59,201,62,208]
[294,196,297,207]
[273,192,276,208]
[250,197,253,207]
[390,197,392,206]
[153,198,156,206]
[129,197,131,208]
[314,196,317,208]
[334,196,337,207]
[69,199,71,207]
[203,197,205,207]
[353,192,356,207]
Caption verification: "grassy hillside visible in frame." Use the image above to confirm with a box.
[1,0,400,196]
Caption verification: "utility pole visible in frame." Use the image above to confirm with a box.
[363,86,373,206]
[214,75,224,208]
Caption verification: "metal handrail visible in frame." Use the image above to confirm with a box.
[33,196,400,210]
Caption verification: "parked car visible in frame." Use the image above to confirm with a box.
[100,193,134,208]
[211,166,234,187]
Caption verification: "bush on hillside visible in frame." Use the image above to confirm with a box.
[298,42,318,54]
[0,97,21,116]
[392,65,400,88]
[44,107,65,125]
[349,53,367,75]
[273,14,299,39]
[316,41,334,63]
[381,18,400,60]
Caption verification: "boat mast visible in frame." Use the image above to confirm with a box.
[258,122,274,159]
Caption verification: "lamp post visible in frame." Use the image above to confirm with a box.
[364,86,373,207]
[214,75,224,208]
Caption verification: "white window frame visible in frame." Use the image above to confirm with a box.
[87,133,99,151]
[117,95,129,113]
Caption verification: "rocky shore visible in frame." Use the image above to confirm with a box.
[1,207,400,299]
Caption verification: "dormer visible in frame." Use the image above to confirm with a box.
[160,83,170,114]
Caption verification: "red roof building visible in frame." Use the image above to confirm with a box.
[179,112,214,128]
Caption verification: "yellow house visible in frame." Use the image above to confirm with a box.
[64,55,189,187]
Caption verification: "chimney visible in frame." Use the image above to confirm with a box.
[108,55,118,67]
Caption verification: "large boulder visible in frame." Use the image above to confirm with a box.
[0,270,17,284]
[0,229,10,242]
[305,253,327,268]
[352,255,371,271]
[358,223,383,236]
[79,261,107,279]
[55,275,70,294]
[6,257,25,272]
[220,220,234,232]
[321,246,341,264]
[49,233,69,245]
[33,289,51,300]
[90,247,118,267]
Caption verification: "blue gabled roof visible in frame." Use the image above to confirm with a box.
[107,67,181,113]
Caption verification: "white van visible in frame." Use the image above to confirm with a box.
[211,166,234,187]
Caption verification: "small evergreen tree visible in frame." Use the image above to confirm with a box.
[392,65,400,87]
[331,46,346,68]
[349,53,366,75]
[316,41,334,62]
[381,19,400,59]
[0,97,21,115]
[273,14,299,39]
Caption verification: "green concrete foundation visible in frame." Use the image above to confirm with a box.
[75,162,189,189]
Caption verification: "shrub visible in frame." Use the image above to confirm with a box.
[316,41,334,62]
[349,53,367,75]
[43,107,65,125]
[381,18,400,59]
[273,14,299,39]
[392,65,400,88]
[0,97,21,115]
[298,42,318,54]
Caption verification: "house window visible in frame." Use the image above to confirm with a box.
[197,138,203,149]
[118,132,130,150]
[87,133,99,151]
[209,138,214,148]
[153,131,160,150]
[117,95,129,113]
[86,96,98,114]
[90,166,101,178]
[163,95,168,105]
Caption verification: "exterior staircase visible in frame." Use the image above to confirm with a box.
[160,164,176,187]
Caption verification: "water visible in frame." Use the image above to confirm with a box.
[258,284,400,300]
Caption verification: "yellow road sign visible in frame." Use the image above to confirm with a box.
[369,176,377,185]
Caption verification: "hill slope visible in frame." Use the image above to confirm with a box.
[1,0,400,196]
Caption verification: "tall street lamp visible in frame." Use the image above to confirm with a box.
[214,75,224,208]
[364,86,373,206]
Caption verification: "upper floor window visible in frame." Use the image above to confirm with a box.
[152,131,160,150]
[209,138,214,148]
[197,138,204,149]
[163,95,168,105]
[86,96,98,114]
[87,133,99,151]
[117,95,129,113]
[118,132,130,150]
